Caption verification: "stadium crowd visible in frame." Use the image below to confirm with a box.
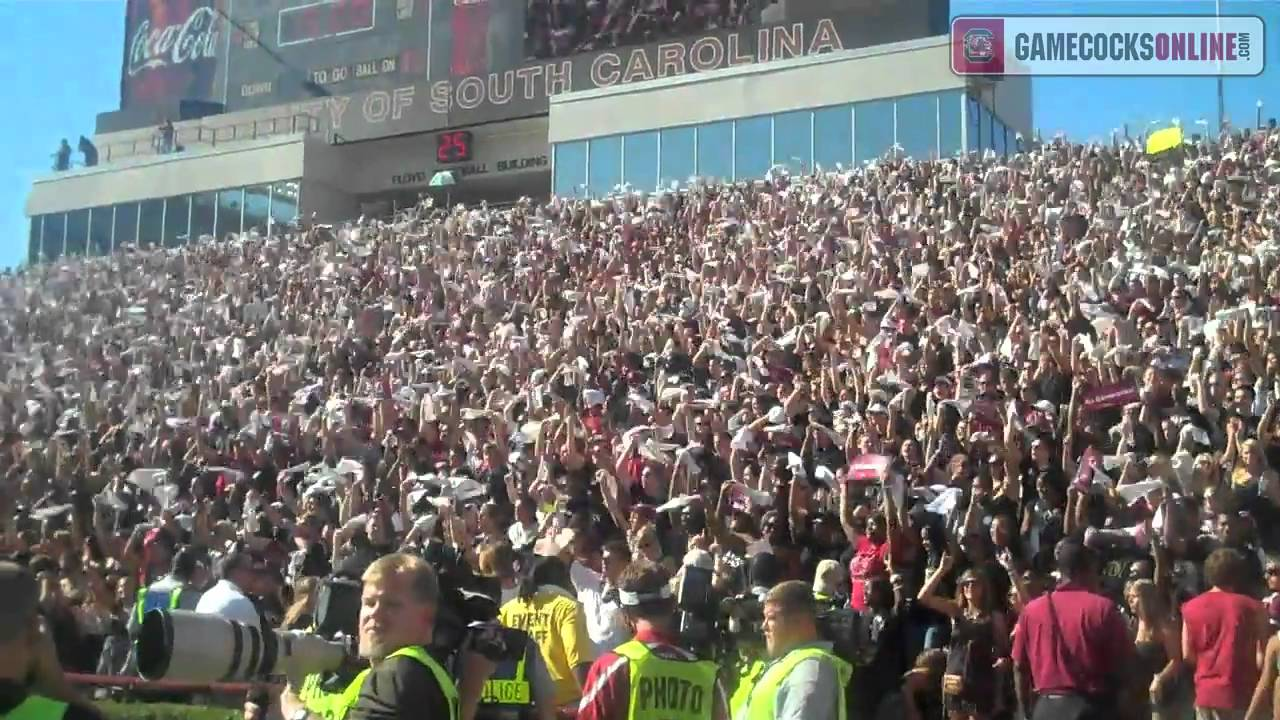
[3,122,1280,720]
[524,0,771,59]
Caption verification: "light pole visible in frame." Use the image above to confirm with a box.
[1195,118,1210,142]
[1257,100,1264,130]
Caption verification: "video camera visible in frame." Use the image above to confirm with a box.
[421,540,526,664]
[301,541,527,664]
[673,565,870,665]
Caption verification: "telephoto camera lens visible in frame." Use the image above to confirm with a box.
[137,609,349,683]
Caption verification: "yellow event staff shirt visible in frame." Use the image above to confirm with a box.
[499,588,594,706]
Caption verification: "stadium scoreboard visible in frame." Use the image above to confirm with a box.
[276,0,376,47]
[224,0,430,109]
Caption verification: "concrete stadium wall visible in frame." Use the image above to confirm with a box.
[26,135,306,216]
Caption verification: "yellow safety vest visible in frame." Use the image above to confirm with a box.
[340,646,460,720]
[135,585,183,624]
[299,671,357,720]
[727,657,765,720]
[3,694,68,720]
[742,647,852,720]
[613,639,718,720]
[480,646,533,707]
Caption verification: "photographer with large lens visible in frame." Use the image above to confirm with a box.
[578,562,726,720]
[279,553,483,720]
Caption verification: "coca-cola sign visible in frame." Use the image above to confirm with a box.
[127,6,220,76]
[121,0,223,108]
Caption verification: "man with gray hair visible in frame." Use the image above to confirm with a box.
[0,561,105,720]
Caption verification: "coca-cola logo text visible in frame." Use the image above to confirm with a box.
[128,6,220,77]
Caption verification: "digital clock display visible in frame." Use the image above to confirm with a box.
[436,131,474,164]
[278,0,375,47]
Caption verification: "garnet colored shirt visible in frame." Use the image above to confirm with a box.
[848,536,890,611]
[1012,583,1132,697]
[1182,590,1265,710]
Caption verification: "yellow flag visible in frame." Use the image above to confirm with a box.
[1146,126,1184,155]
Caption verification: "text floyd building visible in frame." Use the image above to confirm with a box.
[22,0,1029,266]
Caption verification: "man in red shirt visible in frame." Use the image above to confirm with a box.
[577,562,728,720]
[1012,539,1134,720]
[1182,548,1268,720]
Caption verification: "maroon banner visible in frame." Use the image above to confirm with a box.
[450,0,492,77]
[122,0,223,109]
[1074,446,1101,492]
[1082,383,1139,413]
[846,454,891,482]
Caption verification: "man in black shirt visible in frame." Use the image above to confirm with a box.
[0,561,105,720]
[282,553,469,720]
[349,553,503,720]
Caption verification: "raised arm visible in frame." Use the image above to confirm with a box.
[915,552,960,618]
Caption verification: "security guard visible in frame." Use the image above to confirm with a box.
[740,581,852,720]
[133,548,204,626]
[281,554,464,720]
[0,562,104,720]
[475,624,556,720]
[578,562,727,720]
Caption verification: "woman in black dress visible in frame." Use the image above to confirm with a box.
[917,554,1012,720]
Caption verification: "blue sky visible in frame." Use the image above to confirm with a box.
[0,0,1278,269]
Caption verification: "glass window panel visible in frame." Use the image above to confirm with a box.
[28,216,41,265]
[939,91,963,158]
[896,94,937,161]
[164,196,190,247]
[243,185,271,236]
[733,116,771,182]
[43,214,65,262]
[138,199,164,249]
[854,100,895,166]
[65,209,89,257]
[216,188,243,238]
[695,121,732,184]
[270,180,300,234]
[813,106,852,173]
[89,207,113,256]
[191,192,217,240]
[587,136,622,198]
[994,116,1007,156]
[772,110,812,175]
[113,203,138,249]
[658,127,695,191]
[966,95,982,154]
[552,142,588,198]
[621,132,658,193]
[978,105,991,154]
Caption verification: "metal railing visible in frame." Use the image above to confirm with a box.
[98,111,322,164]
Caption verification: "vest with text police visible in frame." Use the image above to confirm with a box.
[476,629,539,720]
